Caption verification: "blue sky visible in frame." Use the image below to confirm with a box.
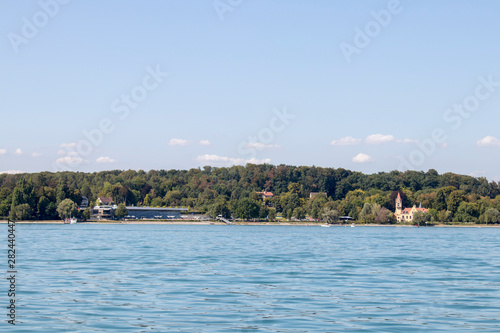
[1,0,499,181]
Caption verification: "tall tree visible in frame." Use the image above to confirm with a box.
[447,190,466,216]
[375,207,393,224]
[234,198,260,220]
[114,204,128,219]
[413,211,431,226]
[56,180,70,204]
[434,189,447,211]
[293,206,306,220]
[57,199,78,220]
[359,203,372,222]
[37,196,50,220]
[322,208,339,224]
[482,208,500,223]
[10,177,36,220]
[307,194,327,219]
[208,196,231,218]
[11,204,32,221]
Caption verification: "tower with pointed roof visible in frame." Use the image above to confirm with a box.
[395,192,402,215]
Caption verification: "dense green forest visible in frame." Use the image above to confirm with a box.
[1,165,500,223]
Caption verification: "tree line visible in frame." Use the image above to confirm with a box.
[1,165,499,223]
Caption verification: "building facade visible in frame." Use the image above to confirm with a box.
[394,193,429,223]
[91,205,115,220]
[125,207,187,220]
[257,192,274,200]
[91,205,188,220]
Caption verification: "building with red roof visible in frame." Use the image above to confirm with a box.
[394,193,429,223]
[256,192,273,199]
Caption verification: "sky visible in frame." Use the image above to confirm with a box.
[1,0,499,181]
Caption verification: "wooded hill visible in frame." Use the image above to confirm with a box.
[1,165,499,223]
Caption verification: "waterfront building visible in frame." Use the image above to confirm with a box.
[394,193,429,222]
[91,204,187,220]
[125,207,187,220]
[91,205,115,220]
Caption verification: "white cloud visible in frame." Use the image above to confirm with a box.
[469,170,486,177]
[330,136,361,146]
[58,148,79,156]
[477,136,500,146]
[352,153,374,163]
[397,138,418,144]
[168,138,189,146]
[365,134,395,144]
[244,142,280,149]
[0,149,6,155]
[441,143,448,149]
[55,156,88,165]
[246,157,271,164]
[199,140,211,146]
[32,152,42,157]
[15,148,23,155]
[195,154,271,165]
[0,170,23,174]
[96,156,116,164]
[60,142,78,148]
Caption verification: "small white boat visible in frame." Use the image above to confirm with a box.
[64,217,77,224]
[351,223,355,227]
[320,224,331,227]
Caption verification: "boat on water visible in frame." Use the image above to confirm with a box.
[320,224,331,227]
[64,217,78,224]
[351,223,355,227]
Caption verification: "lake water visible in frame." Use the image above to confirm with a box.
[5,224,500,332]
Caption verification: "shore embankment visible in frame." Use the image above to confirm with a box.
[1,220,500,227]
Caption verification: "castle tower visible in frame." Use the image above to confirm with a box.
[395,192,402,215]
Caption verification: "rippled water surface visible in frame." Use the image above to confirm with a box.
[6,224,500,332]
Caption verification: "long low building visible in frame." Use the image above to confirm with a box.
[125,207,188,220]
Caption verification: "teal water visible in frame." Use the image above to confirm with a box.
[5,225,500,332]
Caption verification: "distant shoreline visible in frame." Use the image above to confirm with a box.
[1,220,500,227]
